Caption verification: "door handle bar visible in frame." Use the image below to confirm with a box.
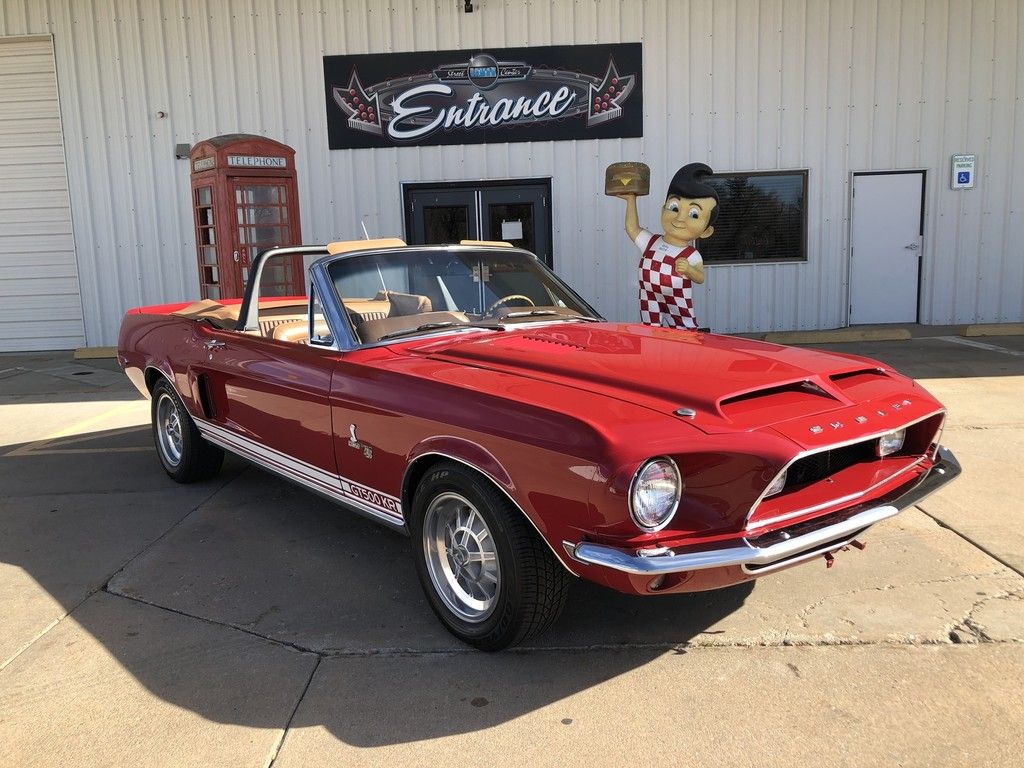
[203,340,227,350]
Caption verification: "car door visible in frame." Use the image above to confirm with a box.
[326,350,409,528]
[189,321,339,485]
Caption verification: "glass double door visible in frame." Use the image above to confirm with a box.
[405,182,552,267]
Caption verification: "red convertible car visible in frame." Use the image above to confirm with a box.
[119,239,959,650]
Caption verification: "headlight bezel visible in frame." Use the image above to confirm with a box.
[628,456,683,532]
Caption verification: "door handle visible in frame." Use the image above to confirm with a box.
[904,243,919,251]
[203,340,226,350]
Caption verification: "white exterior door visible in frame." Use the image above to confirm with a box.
[0,36,85,351]
[848,172,924,325]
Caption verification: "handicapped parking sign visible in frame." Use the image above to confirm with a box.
[951,154,976,189]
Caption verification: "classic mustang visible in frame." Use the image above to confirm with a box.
[119,238,960,650]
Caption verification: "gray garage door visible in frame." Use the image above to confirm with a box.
[0,35,85,352]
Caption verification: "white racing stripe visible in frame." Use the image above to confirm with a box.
[195,417,404,525]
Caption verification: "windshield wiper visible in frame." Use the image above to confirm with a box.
[377,322,505,342]
[503,310,600,322]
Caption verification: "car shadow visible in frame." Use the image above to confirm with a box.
[1,423,754,747]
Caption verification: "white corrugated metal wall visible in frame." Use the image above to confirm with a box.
[0,0,1020,347]
[0,34,85,351]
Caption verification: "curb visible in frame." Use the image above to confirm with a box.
[73,346,117,360]
[962,323,1024,338]
[763,329,913,345]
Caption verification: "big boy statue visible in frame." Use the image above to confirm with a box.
[608,162,720,330]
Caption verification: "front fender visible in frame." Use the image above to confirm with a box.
[404,436,514,496]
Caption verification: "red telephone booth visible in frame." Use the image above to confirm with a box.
[189,134,303,299]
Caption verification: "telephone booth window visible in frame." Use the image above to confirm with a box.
[234,182,295,297]
[194,186,220,299]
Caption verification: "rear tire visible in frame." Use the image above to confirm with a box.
[410,461,571,651]
[151,378,224,483]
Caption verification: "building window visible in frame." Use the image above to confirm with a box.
[700,170,808,264]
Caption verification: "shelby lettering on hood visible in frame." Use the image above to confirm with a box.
[323,43,643,149]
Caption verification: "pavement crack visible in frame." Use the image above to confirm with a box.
[1,472,246,674]
[265,655,321,768]
[948,589,1024,644]
[101,470,248,592]
[794,571,1008,629]
[915,505,1024,578]
[102,587,320,657]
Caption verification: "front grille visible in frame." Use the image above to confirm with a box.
[786,440,876,489]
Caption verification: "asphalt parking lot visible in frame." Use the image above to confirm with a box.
[1,335,1022,767]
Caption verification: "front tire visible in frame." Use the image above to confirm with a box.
[151,378,224,483]
[410,461,571,650]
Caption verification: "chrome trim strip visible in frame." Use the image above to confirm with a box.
[401,450,579,577]
[744,409,945,529]
[195,418,405,527]
[747,455,927,531]
[738,534,863,575]
[893,445,961,511]
[564,504,900,576]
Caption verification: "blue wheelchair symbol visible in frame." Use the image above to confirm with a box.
[957,171,971,184]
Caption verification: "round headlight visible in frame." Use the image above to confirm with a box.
[629,458,682,531]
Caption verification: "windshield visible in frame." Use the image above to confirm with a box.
[326,247,600,344]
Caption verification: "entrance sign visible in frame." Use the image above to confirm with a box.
[951,154,976,190]
[324,44,643,149]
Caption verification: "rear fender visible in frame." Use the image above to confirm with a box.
[143,361,206,420]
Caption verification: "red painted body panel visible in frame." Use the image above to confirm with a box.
[118,300,947,596]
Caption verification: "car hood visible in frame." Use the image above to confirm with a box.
[403,322,937,444]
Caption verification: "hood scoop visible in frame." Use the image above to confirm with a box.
[717,380,842,429]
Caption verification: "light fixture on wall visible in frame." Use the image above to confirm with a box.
[463,0,473,12]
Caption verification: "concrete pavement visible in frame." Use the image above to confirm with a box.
[0,343,1021,766]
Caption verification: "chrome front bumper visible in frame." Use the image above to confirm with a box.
[564,446,961,577]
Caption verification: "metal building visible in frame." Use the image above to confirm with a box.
[0,0,1021,350]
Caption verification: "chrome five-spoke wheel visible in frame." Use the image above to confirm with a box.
[423,492,500,622]
[155,392,184,467]
[149,378,223,483]
[411,461,571,650]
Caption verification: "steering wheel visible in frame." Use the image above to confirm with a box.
[486,294,536,314]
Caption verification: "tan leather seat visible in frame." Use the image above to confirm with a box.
[271,319,330,344]
[342,298,391,322]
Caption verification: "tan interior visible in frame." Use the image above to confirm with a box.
[170,290,447,345]
[356,311,470,344]
[271,319,331,344]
